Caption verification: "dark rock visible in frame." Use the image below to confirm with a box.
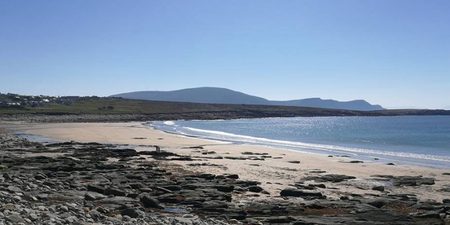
[201,200,229,212]
[235,180,261,187]
[248,186,264,193]
[121,208,143,218]
[158,194,185,203]
[241,152,269,155]
[372,186,385,192]
[309,170,326,174]
[354,210,412,223]
[152,186,173,193]
[163,185,182,191]
[304,174,356,183]
[280,188,325,199]
[263,216,295,223]
[125,174,145,180]
[127,193,139,198]
[305,202,326,209]
[226,174,239,179]
[104,188,126,196]
[288,160,300,164]
[109,149,139,158]
[3,172,13,180]
[367,199,389,208]
[393,176,435,186]
[169,156,193,161]
[201,151,216,155]
[198,173,216,180]
[412,211,442,219]
[87,184,106,194]
[312,184,326,188]
[34,173,47,180]
[37,194,49,201]
[215,185,235,193]
[95,164,125,170]
[224,156,247,160]
[140,195,163,209]
[414,202,444,210]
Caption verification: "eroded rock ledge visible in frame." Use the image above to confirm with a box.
[0,134,449,225]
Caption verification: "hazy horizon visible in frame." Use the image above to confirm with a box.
[1,1,449,109]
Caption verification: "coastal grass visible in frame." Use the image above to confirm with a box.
[0,97,449,117]
[0,97,343,114]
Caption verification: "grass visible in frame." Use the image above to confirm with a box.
[0,97,449,117]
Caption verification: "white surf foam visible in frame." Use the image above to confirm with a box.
[163,121,176,126]
[181,127,450,163]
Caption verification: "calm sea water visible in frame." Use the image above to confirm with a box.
[152,116,450,168]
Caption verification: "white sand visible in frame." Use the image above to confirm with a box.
[13,122,450,202]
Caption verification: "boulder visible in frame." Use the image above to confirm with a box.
[140,195,163,209]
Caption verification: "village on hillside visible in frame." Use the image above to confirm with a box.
[0,93,79,108]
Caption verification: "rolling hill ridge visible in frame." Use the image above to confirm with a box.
[112,87,385,111]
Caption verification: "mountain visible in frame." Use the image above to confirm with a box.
[111,87,385,111]
[271,98,384,111]
[112,87,270,105]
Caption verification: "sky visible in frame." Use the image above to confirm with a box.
[0,0,449,109]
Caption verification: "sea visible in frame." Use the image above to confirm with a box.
[151,116,450,169]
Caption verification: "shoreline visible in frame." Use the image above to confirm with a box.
[7,122,450,203]
[151,121,450,170]
[2,121,450,224]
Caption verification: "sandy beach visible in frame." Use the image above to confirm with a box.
[12,122,450,203]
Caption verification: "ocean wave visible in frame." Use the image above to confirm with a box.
[163,121,176,126]
[153,121,450,163]
[156,123,450,163]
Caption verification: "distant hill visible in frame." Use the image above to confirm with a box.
[112,87,269,105]
[271,98,384,111]
[111,87,385,111]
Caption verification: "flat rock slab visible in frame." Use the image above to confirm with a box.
[392,176,435,186]
[280,188,325,199]
[304,174,356,183]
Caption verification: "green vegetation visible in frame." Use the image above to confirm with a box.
[0,97,336,114]
[1,93,449,118]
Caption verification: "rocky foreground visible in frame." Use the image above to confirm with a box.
[1,134,450,225]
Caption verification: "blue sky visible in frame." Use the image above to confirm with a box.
[1,0,449,109]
